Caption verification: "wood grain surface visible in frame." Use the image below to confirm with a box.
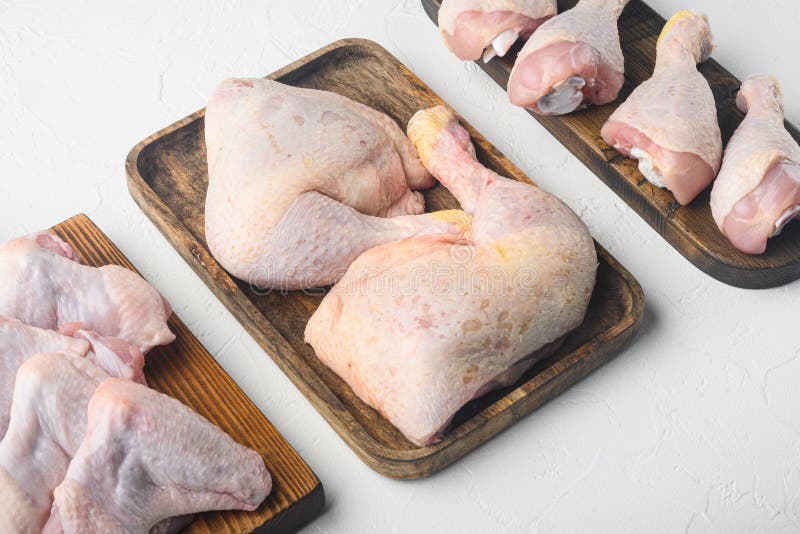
[125,38,645,479]
[50,214,324,534]
[422,0,800,289]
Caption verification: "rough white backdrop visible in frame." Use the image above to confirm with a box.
[1,1,799,532]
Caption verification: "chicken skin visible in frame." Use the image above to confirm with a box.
[508,0,629,114]
[602,11,722,205]
[438,0,556,62]
[205,79,461,290]
[710,75,800,254]
[0,317,88,437]
[0,232,174,353]
[0,354,108,534]
[305,106,597,446]
[46,379,271,533]
[0,317,145,438]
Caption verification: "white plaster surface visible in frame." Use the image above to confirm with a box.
[1,1,799,532]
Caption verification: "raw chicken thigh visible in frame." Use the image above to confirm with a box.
[601,11,722,205]
[710,75,800,254]
[438,0,556,61]
[507,0,629,114]
[205,79,460,290]
[306,106,597,446]
[0,233,174,353]
[47,378,271,533]
[0,353,107,533]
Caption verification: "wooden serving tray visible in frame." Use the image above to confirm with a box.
[422,0,800,289]
[126,39,644,479]
[50,214,324,534]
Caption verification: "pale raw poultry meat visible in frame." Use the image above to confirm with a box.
[305,106,597,446]
[0,317,88,437]
[46,378,271,533]
[0,232,174,353]
[507,0,629,114]
[602,11,722,205]
[74,330,147,386]
[205,79,462,290]
[0,354,185,534]
[710,75,800,254]
[0,353,108,534]
[0,317,145,438]
[438,0,556,62]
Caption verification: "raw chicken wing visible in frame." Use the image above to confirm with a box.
[0,353,107,533]
[47,378,271,533]
[508,0,629,114]
[0,317,88,437]
[710,75,800,254]
[438,0,556,61]
[0,232,174,352]
[0,316,147,440]
[601,10,722,205]
[306,106,597,446]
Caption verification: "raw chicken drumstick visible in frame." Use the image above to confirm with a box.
[438,0,556,62]
[0,316,145,437]
[306,106,597,446]
[710,75,800,254]
[601,10,722,205]
[0,232,174,353]
[0,354,108,533]
[205,79,461,290]
[46,378,271,533]
[507,0,629,114]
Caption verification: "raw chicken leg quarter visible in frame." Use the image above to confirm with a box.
[438,0,556,62]
[306,106,597,446]
[205,79,462,290]
[601,10,722,205]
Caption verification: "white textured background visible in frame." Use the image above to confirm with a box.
[1,1,799,532]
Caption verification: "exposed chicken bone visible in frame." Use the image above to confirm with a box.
[482,29,520,62]
[630,147,668,189]
[537,76,586,115]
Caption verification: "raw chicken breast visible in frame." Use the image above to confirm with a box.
[507,0,628,114]
[438,0,556,61]
[306,106,597,446]
[46,378,271,533]
[0,232,174,353]
[205,79,461,290]
[710,75,800,254]
[601,11,722,205]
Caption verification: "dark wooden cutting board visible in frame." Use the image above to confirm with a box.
[50,214,324,534]
[422,0,800,289]
[126,38,645,479]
